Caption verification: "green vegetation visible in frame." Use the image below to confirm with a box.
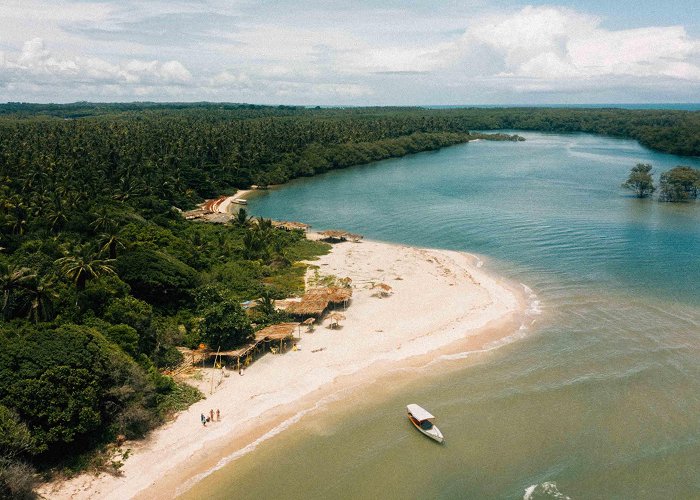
[0,102,698,494]
[622,164,700,202]
[622,164,655,198]
[659,166,700,202]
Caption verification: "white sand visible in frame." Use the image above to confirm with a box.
[215,190,251,213]
[39,239,526,500]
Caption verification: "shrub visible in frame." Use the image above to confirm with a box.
[116,405,155,440]
[0,459,37,500]
[200,300,253,350]
[658,166,700,202]
[104,296,155,354]
[115,249,200,308]
[105,324,139,356]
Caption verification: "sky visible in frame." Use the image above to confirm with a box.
[0,0,699,105]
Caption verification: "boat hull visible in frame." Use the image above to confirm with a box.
[408,416,444,443]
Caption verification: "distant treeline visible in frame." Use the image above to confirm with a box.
[2,103,698,156]
[0,105,525,215]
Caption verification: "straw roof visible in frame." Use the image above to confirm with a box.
[272,220,310,231]
[329,312,346,321]
[302,317,316,325]
[318,230,363,242]
[285,297,329,316]
[326,286,352,303]
[254,322,300,341]
[211,344,256,358]
[305,286,352,303]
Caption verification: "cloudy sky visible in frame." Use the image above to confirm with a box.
[1,0,699,104]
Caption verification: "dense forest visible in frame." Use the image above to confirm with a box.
[0,102,698,497]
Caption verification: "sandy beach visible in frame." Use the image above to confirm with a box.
[39,238,530,500]
[215,190,252,213]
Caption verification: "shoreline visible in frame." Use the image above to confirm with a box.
[39,238,537,500]
[215,189,252,213]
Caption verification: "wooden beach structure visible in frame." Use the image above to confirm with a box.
[271,220,310,232]
[203,322,301,371]
[329,312,345,329]
[318,230,363,243]
[372,282,393,297]
[285,286,353,319]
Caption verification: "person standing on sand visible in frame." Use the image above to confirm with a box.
[210,409,214,422]
[216,409,220,421]
[201,413,206,426]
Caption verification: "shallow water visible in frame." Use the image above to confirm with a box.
[184,132,700,499]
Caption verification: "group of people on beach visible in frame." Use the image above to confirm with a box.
[201,409,220,426]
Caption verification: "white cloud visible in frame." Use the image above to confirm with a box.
[208,70,254,88]
[0,2,699,103]
[1,38,192,88]
[456,6,700,82]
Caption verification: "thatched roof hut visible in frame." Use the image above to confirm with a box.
[254,322,300,341]
[286,286,352,318]
[318,230,363,242]
[210,343,257,359]
[272,220,310,231]
[326,286,353,304]
[285,297,329,317]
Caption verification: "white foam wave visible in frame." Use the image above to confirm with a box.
[430,326,529,364]
[523,481,571,499]
[521,283,542,316]
[524,484,537,499]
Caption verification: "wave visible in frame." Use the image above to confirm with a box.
[522,283,542,316]
[523,481,571,499]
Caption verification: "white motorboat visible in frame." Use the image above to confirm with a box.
[407,404,444,443]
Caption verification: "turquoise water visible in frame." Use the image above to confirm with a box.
[186,133,700,499]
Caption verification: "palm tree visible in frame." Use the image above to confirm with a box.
[256,290,276,317]
[2,194,29,236]
[56,246,116,291]
[90,208,117,234]
[45,204,68,233]
[242,229,270,261]
[234,208,252,227]
[25,276,58,323]
[0,264,36,320]
[99,231,126,259]
[255,216,273,232]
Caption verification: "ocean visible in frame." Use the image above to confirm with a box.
[184,131,700,499]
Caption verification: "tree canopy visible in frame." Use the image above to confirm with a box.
[658,166,700,202]
[622,163,655,198]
